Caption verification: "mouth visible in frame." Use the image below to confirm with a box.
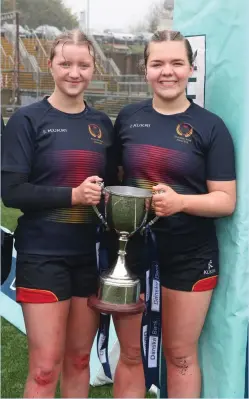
[158,80,177,87]
[66,81,82,85]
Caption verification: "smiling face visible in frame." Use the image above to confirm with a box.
[146,40,193,102]
[48,42,94,99]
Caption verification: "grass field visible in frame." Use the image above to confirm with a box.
[1,315,115,398]
[1,202,155,398]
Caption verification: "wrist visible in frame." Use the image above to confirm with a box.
[179,194,187,213]
[72,187,80,206]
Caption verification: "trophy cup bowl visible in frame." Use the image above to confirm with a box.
[88,186,153,315]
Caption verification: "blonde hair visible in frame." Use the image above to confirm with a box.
[49,29,95,64]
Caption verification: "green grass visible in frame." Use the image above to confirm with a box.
[1,318,29,398]
[1,203,156,398]
[1,201,21,231]
[1,318,114,398]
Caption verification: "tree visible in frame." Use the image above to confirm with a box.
[130,0,173,34]
[147,1,164,33]
[1,0,79,29]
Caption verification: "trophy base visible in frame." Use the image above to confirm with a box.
[88,295,145,315]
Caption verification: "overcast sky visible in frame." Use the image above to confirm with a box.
[63,0,157,31]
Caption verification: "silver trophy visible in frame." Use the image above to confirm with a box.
[88,185,158,315]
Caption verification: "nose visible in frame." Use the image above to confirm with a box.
[68,65,80,78]
[161,63,173,75]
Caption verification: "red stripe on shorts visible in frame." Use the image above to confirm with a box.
[16,287,59,303]
[192,276,218,292]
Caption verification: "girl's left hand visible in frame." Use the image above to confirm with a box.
[152,184,184,217]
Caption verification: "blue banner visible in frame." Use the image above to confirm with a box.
[159,1,249,397]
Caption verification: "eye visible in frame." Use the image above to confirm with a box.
[173,62,184,66]
[61,62,70,68]
[151,63,161,68]
[79,64,90,69]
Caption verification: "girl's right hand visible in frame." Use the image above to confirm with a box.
[72,176,103,206]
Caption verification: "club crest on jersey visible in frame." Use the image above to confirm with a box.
[175,123,193,144]
[88,124,102,139]
[88,124,104,145]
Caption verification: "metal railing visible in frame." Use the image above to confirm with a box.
[1,43,7,57]
[117,81,151,96]
[1,70,153,118]
[19,38,40,72]
[1,93,148,119]
[108,58,121,75]
[29,27,48,59]
[1,71,151,94]
[0,43,14,69]
[4,29,38,73]
[1,55,14,70]
[89,34,121,76]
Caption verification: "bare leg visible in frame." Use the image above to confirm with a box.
[162,288,213,398]
[60,297,99,398]
[113,312,146,398]
[22,300,70,398]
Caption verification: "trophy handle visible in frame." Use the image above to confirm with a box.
[141,188,165,232]
[145,215,160,228]
[92,182,109,229]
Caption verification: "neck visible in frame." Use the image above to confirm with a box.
[48,89,85,114]
[152,93,190,115]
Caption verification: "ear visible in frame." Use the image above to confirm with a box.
[189,65,194,77]
[48,59,52,71]
[144,66,148,82]
[93,60,97,74]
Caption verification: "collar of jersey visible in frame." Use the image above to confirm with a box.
[144,97,194,116]
[43,96,89,118]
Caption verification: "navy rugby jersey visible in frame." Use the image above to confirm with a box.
[114,99,236,237]
[1,98,115,254]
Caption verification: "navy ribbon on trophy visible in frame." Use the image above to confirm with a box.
[96,228,112,380]
[141,226,161,390]
[96,224,162,390]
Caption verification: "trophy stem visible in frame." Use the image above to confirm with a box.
[118,233,128,253]
[108,233,131,280]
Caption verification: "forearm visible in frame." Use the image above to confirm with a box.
[180,191,236,218]
[2,172,72,211]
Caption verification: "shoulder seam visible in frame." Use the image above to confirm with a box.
[32,102,53,131]
[13,100,53,133]
[118,100,151,121]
